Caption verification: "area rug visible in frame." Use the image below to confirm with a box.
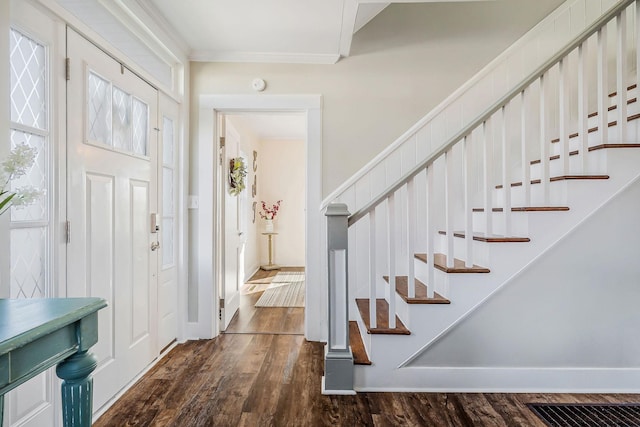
[527,403,640,426]
[254,273,305,307]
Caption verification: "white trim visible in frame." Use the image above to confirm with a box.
[195,94,324,341]
[119,0,190,56]
[321,377,357,395]
[98,0,184,66]
[190,50,340,65]
[321,0,580,208]
[354,366,640,393]
[35,0,184,100]
[339,0,359,57]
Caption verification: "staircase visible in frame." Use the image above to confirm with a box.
[323,0,640,393]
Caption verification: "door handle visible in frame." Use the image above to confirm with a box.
[151,241,160,251]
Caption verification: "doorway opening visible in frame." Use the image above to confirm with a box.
[219,113,307,335]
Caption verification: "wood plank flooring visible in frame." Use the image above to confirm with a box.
[225,267,304,335]
[95,332,640,427]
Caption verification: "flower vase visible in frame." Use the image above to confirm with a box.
[265,219,274,233]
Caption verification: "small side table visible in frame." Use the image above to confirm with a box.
[261,232,280,271]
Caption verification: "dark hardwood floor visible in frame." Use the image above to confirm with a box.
[225,267,305,335]
[95,268,640,426]
[95,333,640,427]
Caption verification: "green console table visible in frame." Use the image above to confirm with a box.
[0,298,107,426]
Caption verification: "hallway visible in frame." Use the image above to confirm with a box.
[224,267,305,335]
[94,333,640,426]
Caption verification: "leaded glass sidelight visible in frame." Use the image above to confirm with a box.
[9,29,50,300]
[10,28,46,130]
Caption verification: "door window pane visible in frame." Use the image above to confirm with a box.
[132,98,148,156]
[10,130,47,222]
[112,86,132,151]
[162,116,174,165]
[88,71,112,145]
[10,227,47,299]
[10,29,46,130]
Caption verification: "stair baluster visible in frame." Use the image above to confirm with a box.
[559,58,570,175]
[597,25,608,144]
[617,9,628,143]
[482,120,494,236]
[369,209,377,329]
[520,90,531,206]
[444,149,455,268]
[406,178,416,298]
[426,165,435,299]
[578,42,589,173]
[386,193,397,329]
[463,135,473,268]
[539,74,550,204]
[500,105,512,236]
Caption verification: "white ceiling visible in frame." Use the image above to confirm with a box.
[54,0,498,70]
[143,0,496,64]
[227,113,307,141]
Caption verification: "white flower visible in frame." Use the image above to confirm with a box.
[0,144,43,216]
[2,143,37,180]
[11,186,44,208]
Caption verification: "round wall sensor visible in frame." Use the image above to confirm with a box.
[252,78,266,92]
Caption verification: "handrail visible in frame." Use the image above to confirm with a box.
[347,0,634,227]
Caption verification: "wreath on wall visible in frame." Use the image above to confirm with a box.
[228,157,247,196]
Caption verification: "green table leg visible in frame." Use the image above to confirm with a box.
[0,394,4,426]
[56,350,98,427]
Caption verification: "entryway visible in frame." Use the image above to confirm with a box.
[219,113,306,335]
[194,94,323,342]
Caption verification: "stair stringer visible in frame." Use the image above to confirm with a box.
[353,151,640,392]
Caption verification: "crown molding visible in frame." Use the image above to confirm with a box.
[190,50,340,65]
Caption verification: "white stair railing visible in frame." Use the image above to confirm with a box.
[326,0,637,378]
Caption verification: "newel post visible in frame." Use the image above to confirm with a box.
[322,203,355,395]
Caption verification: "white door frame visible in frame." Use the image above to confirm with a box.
[192,94,324,341]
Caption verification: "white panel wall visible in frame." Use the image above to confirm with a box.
[407,177,640,379]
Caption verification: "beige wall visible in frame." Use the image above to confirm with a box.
[258,139,306,267]
[190,0,564,198]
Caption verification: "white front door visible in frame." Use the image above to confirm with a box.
[220,117,243,330]
[66,28,158,411]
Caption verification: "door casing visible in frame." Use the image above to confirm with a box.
[192,95,324,341]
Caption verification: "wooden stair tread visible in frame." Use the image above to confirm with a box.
[608,83,636,97]
[349,321,372,365]
[414,253,490,273]
[355,299,411,335]
[588,97,637,118]
[530,144,640,165]
[495,175,609,189]
[437,230,530,243]
[550,112,640,143]
[473,206,570,212]
[382,276,450,304]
